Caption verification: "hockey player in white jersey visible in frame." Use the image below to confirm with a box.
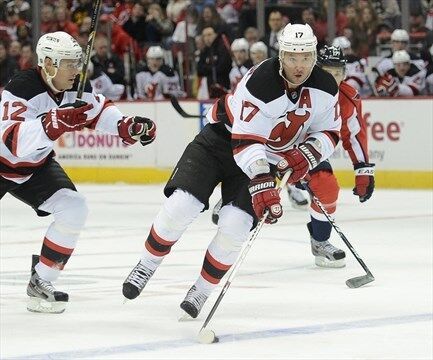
[88,61,125,101]
[135,45,185,100]
[0,31,156,313]
[122,23,341,319]
[375,50,427,96]
[373,29,425,76]
[229,38,253,92]
[250,41,268,65]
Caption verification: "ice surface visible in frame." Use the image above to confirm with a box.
[1,185,432,359]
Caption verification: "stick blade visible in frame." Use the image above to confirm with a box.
[346,274,375,288]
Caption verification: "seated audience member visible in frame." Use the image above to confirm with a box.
[249,41,268,65]
[375,50,426,96]
[229,38,253,92]
[244,26,259,46]
[0,40,19,91]
[332,36,372,97]
[91,35,125,89]
[18,42,33,70]
[88,62,125,101]
[373,29,425,76]
[197,26,232,98]
[135,46,185,100]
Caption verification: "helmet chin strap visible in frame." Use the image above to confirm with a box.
[42,66,63,93]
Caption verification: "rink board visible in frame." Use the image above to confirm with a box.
[54,98,433,188]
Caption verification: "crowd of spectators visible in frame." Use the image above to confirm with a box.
[1,0,433,98]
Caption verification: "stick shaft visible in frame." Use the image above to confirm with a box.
[77,0,103,99]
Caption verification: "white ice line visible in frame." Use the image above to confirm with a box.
[3,313,432,360]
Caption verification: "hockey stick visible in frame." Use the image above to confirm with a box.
[77,0,103,99]
[301,181,374,288]
[198,171,291,339]
[169,95,201,118]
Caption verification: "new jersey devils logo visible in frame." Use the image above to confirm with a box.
[268,89,312,151]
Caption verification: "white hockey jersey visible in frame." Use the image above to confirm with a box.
[387,64,427,95]
[135,64,185,100]
[374,52,425,76]
[345,55,372,97]
[1,68,125,183]
[206,58,341,179]
[229,60,253,92]
[90,71,125,101]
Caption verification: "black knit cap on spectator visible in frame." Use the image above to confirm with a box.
[317,46,347,68]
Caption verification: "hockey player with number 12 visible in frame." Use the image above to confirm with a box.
[0,31,156,313]
[123,23,341,319]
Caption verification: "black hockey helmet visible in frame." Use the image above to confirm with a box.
[317,45,347,67]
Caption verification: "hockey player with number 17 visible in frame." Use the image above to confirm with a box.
[0,31,156,313]
[122,23,341,319]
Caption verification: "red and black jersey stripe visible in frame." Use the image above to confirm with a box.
[2,123,21,156]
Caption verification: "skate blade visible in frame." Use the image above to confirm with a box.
[315,256,346,268]
[27,297,67,314]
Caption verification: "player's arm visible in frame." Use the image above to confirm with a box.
[230,92,282,223]
[79,86,156,146]
[1,91,90,157]
[340,92,375,203]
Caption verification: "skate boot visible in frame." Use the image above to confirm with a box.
[122,260,155,300]
[211,198,222,225]
[26,255,69,313]
[180,285,209,319]
[310,238,346,268]
[287,184,309,209]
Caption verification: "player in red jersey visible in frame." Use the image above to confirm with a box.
[305,45,375,267]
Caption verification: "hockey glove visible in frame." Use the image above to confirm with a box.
[117,116,156,146]
[353,162,375,202]
[248,174,282,224]
[375,74,398,97]
[276,143,321,183]
[41,100,93,140]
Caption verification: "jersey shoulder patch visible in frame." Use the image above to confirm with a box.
[303,66,339,96]
[245,57,285,103]
[4,69,46,100]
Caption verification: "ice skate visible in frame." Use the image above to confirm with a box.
[311,238,346,268]
[180,285,209,319]
[122,260,155,300]
[211,198,222,225]
[287,184,309,209]
[26,255,68,314]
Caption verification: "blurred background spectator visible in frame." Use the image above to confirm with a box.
[0,0,432,99]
